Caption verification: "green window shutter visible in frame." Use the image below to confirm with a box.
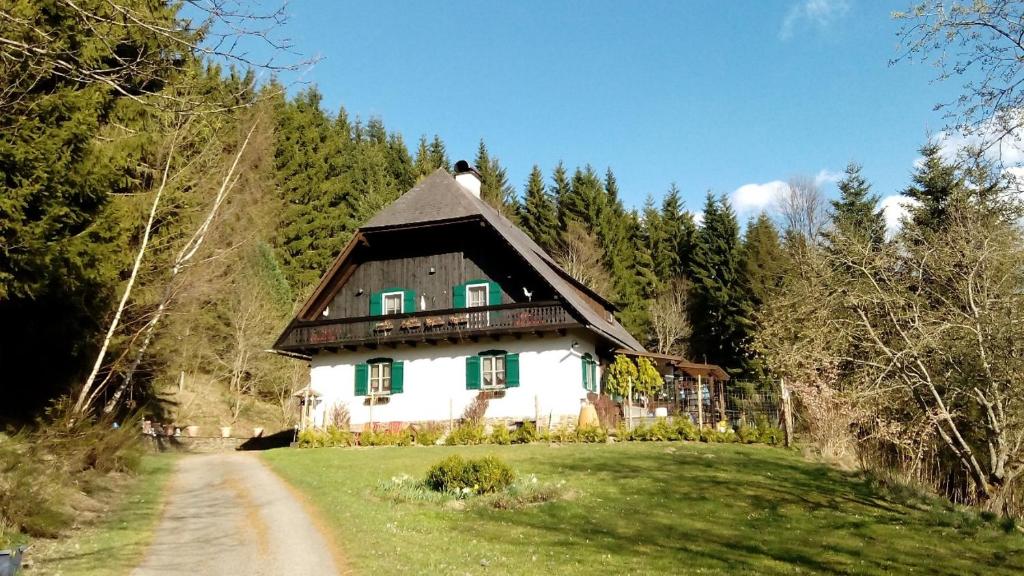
[369,292,383,316]
[452,283,466,309]
[505,353,520,388]
[581,357,589,390]
[354,363,369,396]
[465,355,481,390]
[487,280,502,306]
[403,290,416,313]
[391,361,404,394]
[589,360,598,392]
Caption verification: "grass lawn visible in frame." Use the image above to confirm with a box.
[30,454,177,576]
[263,442,1023,576]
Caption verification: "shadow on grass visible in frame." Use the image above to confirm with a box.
[452,444,1023,575]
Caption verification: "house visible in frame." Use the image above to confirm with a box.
[274,161,651,430]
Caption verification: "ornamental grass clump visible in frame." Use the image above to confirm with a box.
[424,455,516,496]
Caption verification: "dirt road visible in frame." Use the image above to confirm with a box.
[131,452,342,576]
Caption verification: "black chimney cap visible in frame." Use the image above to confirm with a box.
[453,160,480,176]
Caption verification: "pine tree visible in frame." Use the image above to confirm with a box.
[662,184,697,278]
[428,134,450,172]
[741,213,787,307]
[475,139,517,215]
[904,142,965,231]
[413,136,434,178]
[558,165,606,228]
[616,212,658,336]
[519,165,559,251]
[688,193,755,374]
[828,162,886,246]
[550,162,572,224]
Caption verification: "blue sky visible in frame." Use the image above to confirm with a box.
[253,0,965,223]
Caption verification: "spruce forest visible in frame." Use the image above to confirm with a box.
[2,0,1024,528]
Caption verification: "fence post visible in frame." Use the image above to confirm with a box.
[626,377,633,431]
[696,374,704,430]
[780,377,793,448]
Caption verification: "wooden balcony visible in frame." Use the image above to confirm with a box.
[277,301,579,352]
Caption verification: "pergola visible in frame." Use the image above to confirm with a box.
[613,349,730,428]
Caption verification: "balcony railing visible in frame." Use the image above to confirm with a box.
[278,301,577,350]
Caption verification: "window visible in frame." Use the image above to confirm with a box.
[481,354,506,389]
[466,352,519,390]
[466,283,488,308]
[582,354,598,392]
[369,361,391,395]
[355,359,404,396]
[382,291,403,315]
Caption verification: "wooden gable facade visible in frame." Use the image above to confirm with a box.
[274,168,644,357]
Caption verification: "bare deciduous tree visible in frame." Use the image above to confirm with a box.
[555,220,612,298]
[777,175,827,242]
[895,1,1024,144]
[648,278,691,355]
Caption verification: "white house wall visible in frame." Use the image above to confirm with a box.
[308,331,600,428]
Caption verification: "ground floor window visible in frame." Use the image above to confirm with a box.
[466,351,519,389]
[370,361,391,395]
[482,354,506,388]
[582,353,598,392]
[355,359,404,396]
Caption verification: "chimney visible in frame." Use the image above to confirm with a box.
[453,159,481,198]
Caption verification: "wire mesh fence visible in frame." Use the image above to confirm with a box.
[640,378,783,429]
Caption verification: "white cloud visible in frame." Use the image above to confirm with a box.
[879,194,918,238]
[780,0,850,40]
[691,210,704,227]
[814,168,842,187]
[731,180,790,217]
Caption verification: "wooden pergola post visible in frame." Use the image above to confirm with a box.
[696,374,704,430]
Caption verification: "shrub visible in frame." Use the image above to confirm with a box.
[630,423,653,441]
[297,428,325,448]
[701,427,738,443]
[575,425,608,443]
[513,421,538,444]
[298,426,355,448]
[649,418,676,441]
[489,424,512,445]
[445,422,486,445]
[550,423,576,443]
[737,424,760,444]
[424,455,516,495]
[461,395,489,423]
[361,427,412,446]
[414,422,445,446]
[613,421,630,441]
[756,420,784,446]
[674,418,699,441]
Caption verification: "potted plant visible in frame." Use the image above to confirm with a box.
[219,425,232,438]
[186,425,200,437]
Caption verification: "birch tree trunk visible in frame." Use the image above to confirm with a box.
[73,127,182,415]
[101,119,259,415]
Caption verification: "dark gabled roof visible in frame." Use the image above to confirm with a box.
[363,170,482,229]
[295,168,646,353]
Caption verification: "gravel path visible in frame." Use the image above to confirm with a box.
[131,452,342,576]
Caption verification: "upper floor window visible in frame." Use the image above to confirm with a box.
[370,288,413,316]
[382,291,403,315]
[467,283,488,308]
[452,280,500,309]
